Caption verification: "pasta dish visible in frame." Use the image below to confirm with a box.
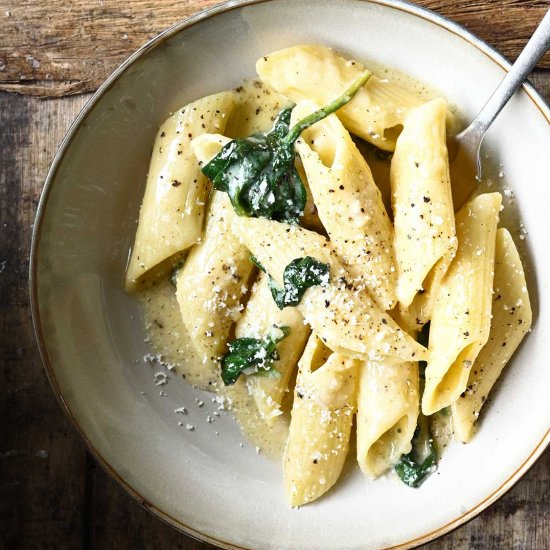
[125,45,532,506]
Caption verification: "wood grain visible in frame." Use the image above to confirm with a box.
[1,0,550,97]
[0,93,90,549]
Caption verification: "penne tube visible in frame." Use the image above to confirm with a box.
[232,215,428,363]
[422,192,502,415]
[224,79,292,138]
[191,133,231,163]
[452,228,532,442]
[175,191,254,386]
[235,272,311,425]
[356,357,419,478]
[292,101,397,310]
[391,98,457,318]
[126,91,235,290]
[257,44,423,151]
[284,334,358,506]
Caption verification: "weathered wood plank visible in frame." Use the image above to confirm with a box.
[530,71,550,98]
[1,0,550,98]
[0,0,222,97]
[0,92,90,549]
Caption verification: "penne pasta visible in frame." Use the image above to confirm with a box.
[129,46,533,504]
[232,215,428,362]
[422,192,502,415]
[452,228,532,442]
[235,272,311,425]
[293,101,397,310]
[175,191,254,386]
[191,133,231,164]
[126,91,235,290]
[224,79,292,138]
[391,98,457,321]
[356,357,419,478]
[284,334,358,506]
[257,44,423,151]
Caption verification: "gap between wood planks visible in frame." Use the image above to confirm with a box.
[1,0,550,98]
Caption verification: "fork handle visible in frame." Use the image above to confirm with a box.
[460,7,550,142]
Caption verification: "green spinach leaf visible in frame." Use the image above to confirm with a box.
[202,71,371,223]
[394,425,437,488]
[251,255,330,310]
[221,325,290,386]
[249,254,267,272]
[249,254,286,308]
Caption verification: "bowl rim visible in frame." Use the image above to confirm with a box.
[29,0,550,548]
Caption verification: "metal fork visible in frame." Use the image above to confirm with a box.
[450,8,550,209]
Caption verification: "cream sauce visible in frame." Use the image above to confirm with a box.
[139,279,289,458]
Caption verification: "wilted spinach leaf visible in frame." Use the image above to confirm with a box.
[221,325,290,386]
[251,254,330,310]
[394,424,437,488]
[202,71,371,223]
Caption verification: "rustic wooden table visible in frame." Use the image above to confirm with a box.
[0,1,548,548]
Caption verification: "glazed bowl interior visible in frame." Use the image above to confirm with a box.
[31,1,549,549]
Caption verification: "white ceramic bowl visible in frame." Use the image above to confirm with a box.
[31,1,550,548]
